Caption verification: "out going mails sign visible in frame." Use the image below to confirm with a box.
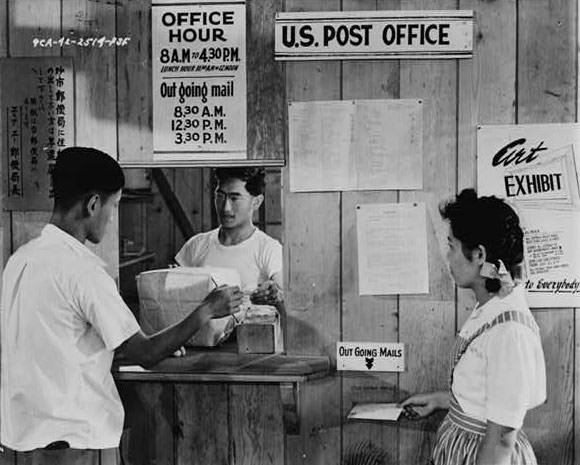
[275,10,473,60]
[337,342,405,372]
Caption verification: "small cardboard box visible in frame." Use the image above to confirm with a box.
[236,305,283,354]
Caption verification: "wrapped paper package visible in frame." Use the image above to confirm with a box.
[136,267,245,347]
[236,304,283,354]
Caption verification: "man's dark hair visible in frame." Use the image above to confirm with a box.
[439,188,524,292]
[213,167,265,196]
[52,147,125,210]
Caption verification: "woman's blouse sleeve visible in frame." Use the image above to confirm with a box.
[485,323,547,429]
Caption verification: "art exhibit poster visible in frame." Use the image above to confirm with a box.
[477,123,580,307]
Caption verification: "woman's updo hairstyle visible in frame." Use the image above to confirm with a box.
[439,188,524,293]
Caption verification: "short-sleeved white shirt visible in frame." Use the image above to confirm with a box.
[0,224,141,451]
[175,227,282,292]
[452,285,546,429]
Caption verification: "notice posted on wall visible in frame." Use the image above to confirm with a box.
[289,99,422,192]
[519,208,580,307]
[152,0,246,161]
[356,202,428,295]
[477,123,580,307]
[337,342,405,372]
[0,57,74,211]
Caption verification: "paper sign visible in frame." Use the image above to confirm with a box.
[477,124,580,207]
[520,208,580,306]
[348,403,403,421]
[337,342,405,372]
[1,57,74,210]
[275,10,473,60]
[289,99,423,192]
[504,145,576,205]
[356,202,428,295]
[152,0,247,161]
[477,123,580,307]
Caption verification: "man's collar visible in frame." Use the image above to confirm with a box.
[41,224,107,268]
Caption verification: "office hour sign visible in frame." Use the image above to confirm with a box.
[152,0,247,161]
[275,10,473,61]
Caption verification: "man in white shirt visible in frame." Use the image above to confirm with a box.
[0,147,242,464]
[175,167,282,304]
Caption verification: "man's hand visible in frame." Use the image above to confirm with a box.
[203,285,244,318]
[250,280,282,305]
[116,285,243,369]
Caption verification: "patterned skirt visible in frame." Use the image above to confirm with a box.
[431,396,537,465]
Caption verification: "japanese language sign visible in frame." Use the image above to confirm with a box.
[1,57,74,210]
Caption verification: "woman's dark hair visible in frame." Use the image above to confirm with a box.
[52,147,125,211]
[213,167,265,196]
[439,188,524,293]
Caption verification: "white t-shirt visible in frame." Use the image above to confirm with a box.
[175,227,282,292]
[452,285,546,429]
[0,224,141,451]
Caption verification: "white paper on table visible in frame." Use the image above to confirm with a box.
[288,99,422,192]
[118,365,147,372]
[356,202,429,295]
[348,403,403,421]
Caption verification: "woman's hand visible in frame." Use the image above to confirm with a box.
[475,421,517,465]
[399,391,449,419]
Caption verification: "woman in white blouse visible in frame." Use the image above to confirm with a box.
[400,189,546,465]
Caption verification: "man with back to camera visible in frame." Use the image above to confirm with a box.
[175,167,283,305]
[0,147,242,464]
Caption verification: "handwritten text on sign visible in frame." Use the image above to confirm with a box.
[1,57,74,211]
[152,1,246,161]
[337,342,405,372]
[275,10,473,60]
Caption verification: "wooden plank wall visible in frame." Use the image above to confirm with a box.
[340,1,400,462]
[284,1,342,463]
[283,1,578,465]
[517,2,576,463]
[3,0,120,276]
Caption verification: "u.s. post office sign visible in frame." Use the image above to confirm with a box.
[337,342,405,372]
[275,10,473,60]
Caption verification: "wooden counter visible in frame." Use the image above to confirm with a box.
[115,351,330,383]
[114,351,330,465]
